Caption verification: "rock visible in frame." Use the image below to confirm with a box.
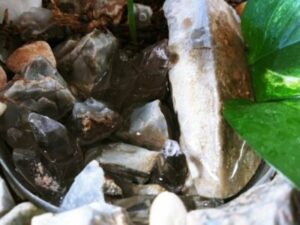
[6,41,56,74]
[32,203,130,225]
[0,102,38,150]
[130,184,166,196]
[0,177,15,217]
[0,66,7,90]
[152,140,188,192]
[55,29,118,98]
[186,176,300,225]
[0,0,42,22]
[150,192,187,225]
[86,143,160,184]
[117,100,170,150]
[69,98,122,145]
[92,40,169,109]
[60,161,105,211]
[0,202,43,225]
[0,102,6,117]
[16,7,66,41]
[180,196,224,211]
[4,57,75,119]
[12,148,63,204]
[164,0,260,198]
[235,2,246,17]
[103,178,123,197]
[28,112,83,184]
[134,3,153,28]
[113,195,155,225]
[114,180,166,197]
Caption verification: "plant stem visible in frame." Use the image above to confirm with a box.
[127,0,137,43]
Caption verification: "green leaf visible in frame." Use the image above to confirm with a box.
[224,100,300,188]
[127,0,137,43]
[242,0,300,101]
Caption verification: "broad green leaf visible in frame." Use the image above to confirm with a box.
[242,0,300,101]
[224,100,300,188]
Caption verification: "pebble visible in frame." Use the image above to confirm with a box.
[60,161,105,211]
[32,203,130,225]
[187,176,300,225]
[0,66,7,90]
[0,202,44,225]
[0,177,15,217]
[6,41,56,74]
[149,192,187,225]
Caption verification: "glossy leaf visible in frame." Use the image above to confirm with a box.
[242,0,300,101]
[224,100,300,188]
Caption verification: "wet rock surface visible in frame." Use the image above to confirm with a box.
[4,57,75,119]
[55,30,118,98]
[92,39,169,109]
[117,100,170,150]
[187,176,300,225]
[151,140,188,192]
[86,143,160,184]
[0,1,292,225]
[164,0,260,198]
[69,98,122,145]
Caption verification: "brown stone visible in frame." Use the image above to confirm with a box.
[235,2,247,17]
[6,41,56,74]
[0,66,7,90]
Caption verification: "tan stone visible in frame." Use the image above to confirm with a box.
[164,0,260,198]
[6,41,56,73]
[0,66,7,90]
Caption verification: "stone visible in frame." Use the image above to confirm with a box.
[134,3,153,28]
[0,177,15,217]
[0,0,42,22]
[0,202,44,225]
[6,41,56,74]
[113,195,155,225]
[32,203,130,225]
[55,29,118,98]
[117,100,170,150]
[152,140,188,192]
[186,176,300,225]
[114,180,166,197]
[28,112,83,184]
[5,57,75,119]
[69,98,122,145]
[149,192,187,225]
[103,178,123,197]
[164,0,260,198]
[12,148,63,204]
[0,102,38,150]
[60,161,105,211]
[235,2,246,17]
[92,40,169,109]
[0,66,7,91]
[86,143,160,184]
[15,7,66,41]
